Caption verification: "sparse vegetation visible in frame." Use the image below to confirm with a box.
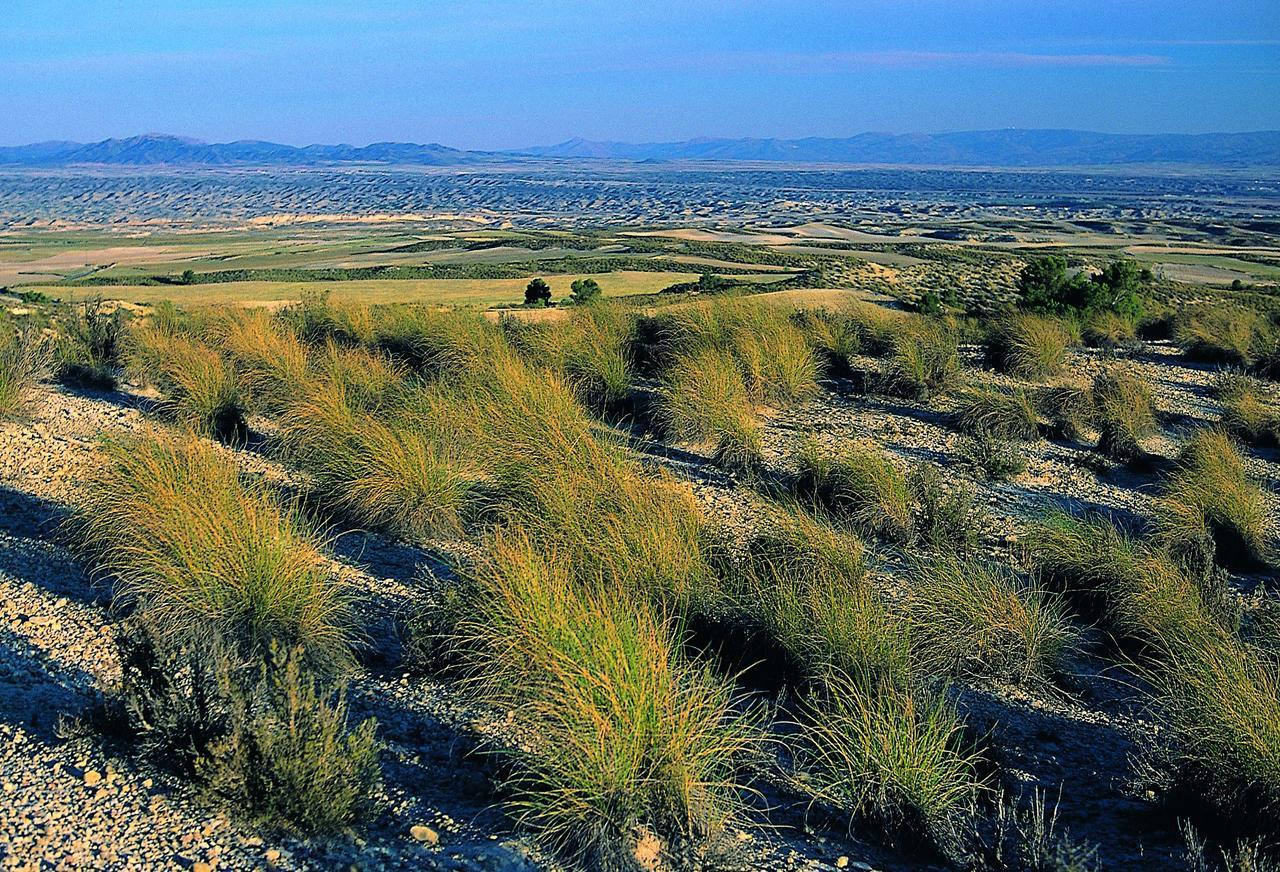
[1216,371,1280,445]
[884,320,961,400]
[0,326,50,418]
[1091,367,1156,462]
[952,384,1040,441]
[126,322,247,441]
[986,312,1072,380]
[54,297,125,389]
[958,432,1028,481]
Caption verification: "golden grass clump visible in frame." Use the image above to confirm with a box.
[281,288,374,346]
[904,557,1077,684]
[127,322,247,441]
[457,532,758,867]
[209,308,310,415]
[374,306,500,377]
[277,380,476,541]
[76,429,351,666]
[1216,371,1280,446]
[795,439,913,543]
[0,327,50,419]
[1091,367,1156,461]
[951,384,1040,441]
[1035,382,1096,442]
[986,312,1072,380]
[1082,309,1137,350]
[1157,428,1273,569]
[658,347,762,469]
[1174,304,1268,367]
[503,304,637,411]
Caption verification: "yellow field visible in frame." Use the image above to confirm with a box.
[32,271,780,308]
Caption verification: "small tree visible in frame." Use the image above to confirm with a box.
[568,278,602,305]
[524,278,552,307]
[180,269,197,285]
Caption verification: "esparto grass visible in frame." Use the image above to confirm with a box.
[986,313,1072,380]
[658,347,762,470]
[951,384,1040,441]
[1091,367,1156,462]
[126,322,247,441]
[0,328,50,419]
[1216,371,1280,446]
[795,439,914,543]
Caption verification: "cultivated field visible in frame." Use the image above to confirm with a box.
[2,168,1280,872]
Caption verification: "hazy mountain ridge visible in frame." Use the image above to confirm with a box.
[1,130,1278,168]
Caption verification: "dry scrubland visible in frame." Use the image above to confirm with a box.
[2,263,1280,872]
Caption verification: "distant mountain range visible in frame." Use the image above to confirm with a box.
[1,130,1278,168]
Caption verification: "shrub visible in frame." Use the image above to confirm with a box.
[659,348,762,469]
[1091,368,1156,462]
[908,465,980,554]
[109,623,380,835]
[0,327,50,419]
[1157,429,1272,569]
[76,429,352,666]
[884,320,961,401]
[126,324,247,441]
[1216,371,1280,446]
[795,440,913,542]
[904,557,1077,684]
[951,384,1040,441]
[986,313,1072,380]
[1174,305,1268,367]
[568,278,603,305]
[277,381,476,540]
[55,297,125,389]
[457,533,758,866]
[958,432,1028,482]
[794,669,983,859]
[524,277,552,307]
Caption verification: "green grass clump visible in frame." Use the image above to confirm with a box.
[1174,304,1268,367]
[951,384,1040,440]
[1036,383,1096,442]
[658,347,762,469]
[792,307,863,373]
[1157,428,1273,570]
[281,288,374,347]
[794,669,983,859]
[126,323,247,441]
[986,313,1072,380]
[54,297,125,389]
[1091,367,1156,462]
[1082,309,1137,350]
[458,532,758,867]
[76,429,352,667]
[313,340,406,411]
[904,557,1077,684]
[884,320,962,401]
[796,439,913,542]
[374,306,499,377]
[1216,371,1280,446]
[908,465,981,554]
[0,328,50,419]
[277,381,476,541]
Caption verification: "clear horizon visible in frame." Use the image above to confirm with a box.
[3,1,1278,149]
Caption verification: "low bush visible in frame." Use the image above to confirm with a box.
[1157,429,1272,570]
[794,669,983,860]
[985,313,1072,380]
[1091,368,1156,462]
[958,433,1028,482]
[55,297,125,389]
[904,557,1077,684]
[76,429,352,667]
[951,384,1040,441]
[0,327,50,419]
[126,323,247,441]
[457,532,758,867]
[908,465,980,554]
[1216,371,1280,446]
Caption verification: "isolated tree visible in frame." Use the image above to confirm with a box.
[524,277,552,307]
[180,269,197,285]
[568,278,602,305]
[1016,255,1073,313]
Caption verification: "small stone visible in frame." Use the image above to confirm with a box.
[142,778,154,789]
[836,858,849,869]
[83,770,102,786]
[193,864,213,872]
[409,825,439,845]
[265,849,281,863]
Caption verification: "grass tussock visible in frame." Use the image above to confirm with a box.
[1091,367,1156,462]
[210,308,310,415]
[504,304,637,411]
[795,439,913,542]
[1216,371,1280,446]
[1157,428,1273,570]
[884,320,962,401]
[1174,305,1269,368]
[126,322,247,441]
[951,384,1040,441]
[0,327,50,419]
[1082,309,1137,350]
[794,669,983,860]
[281,288,375,347]
[374,306,500,378]
[658,347,762,469]
[904,557,1077,684]
[1036,383,1096,442]
[986,313,1073,380]
[76,429,352,666]
[958,432,1028,482]
[457,533,759,867]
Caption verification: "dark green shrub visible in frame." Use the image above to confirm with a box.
[56,297,126,389]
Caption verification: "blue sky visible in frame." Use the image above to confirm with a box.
[2,1,1277,148]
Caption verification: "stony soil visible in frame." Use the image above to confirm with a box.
[1,335,1276,870]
